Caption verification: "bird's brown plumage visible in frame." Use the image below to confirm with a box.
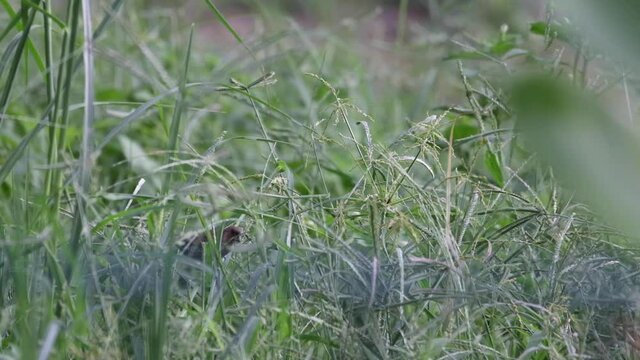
[177,226,242,261]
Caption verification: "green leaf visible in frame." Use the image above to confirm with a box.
[276,159,288,173]
[529,21,577,44]
[484,150,504,187]
[489,36,517,56]
[444,118,478,140]
[512,75,640,237]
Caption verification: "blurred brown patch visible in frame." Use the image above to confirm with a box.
[177,225,243,261]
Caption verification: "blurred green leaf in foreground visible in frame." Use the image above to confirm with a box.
[512,1,640,239]
[512,76,640,237]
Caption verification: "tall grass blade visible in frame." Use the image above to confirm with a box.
[149,26,195,360]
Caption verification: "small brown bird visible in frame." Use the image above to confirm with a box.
[177,226,243,261]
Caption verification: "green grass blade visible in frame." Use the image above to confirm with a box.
[149,26,195,360]
[0,6,36,123]
[202,0,245,46]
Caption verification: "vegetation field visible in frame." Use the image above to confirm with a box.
[1,1,639,358]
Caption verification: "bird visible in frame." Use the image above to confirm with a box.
[177,225,243,261]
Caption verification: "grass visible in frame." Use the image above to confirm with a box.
[1,0,639,358]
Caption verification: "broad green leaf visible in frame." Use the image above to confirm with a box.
[484,150,504,188]
[512,76,640,237]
